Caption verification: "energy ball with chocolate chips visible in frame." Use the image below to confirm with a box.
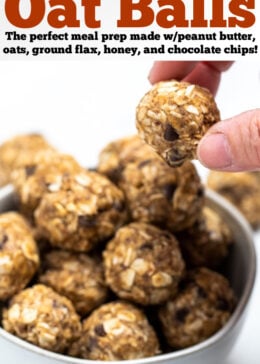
[0,212,39,301]
[136,80,220,167]
[119,157,204,232]
[2,284,81,353]
[38,250,108,316]
[98,135,156,183]
[158,267,236,349]
[103,222,185,305]
[177,206,233,269]
[34,170,127,252]
[0,133,56,187]
[68,300,160,360]
[207,171,260,229]
[12,153,82,216]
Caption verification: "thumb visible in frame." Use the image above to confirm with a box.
[197,109,260,172]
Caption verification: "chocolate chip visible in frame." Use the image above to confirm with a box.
[175,307,189,323]
[138,159,152,169]
[162,183,176,201]
[87,336,99,350]
[25,165,36,177]
[140,242,153,250]
[197,286,207,299]
[109,165,124,183]
[78,215,97,228]
[216,298,230,311]
[52,299,60,309]
[113,201,125,212]
[219,187,243,204]
[197,187,204,197]
[161,231,173,240]
[94,324,106,337]
[166,148,185,167]
[87,166,97,172]
[97,206,107,214]
[0,234,8,250]
[164,124,179,141]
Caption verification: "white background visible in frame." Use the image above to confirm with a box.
[0,60,260,363]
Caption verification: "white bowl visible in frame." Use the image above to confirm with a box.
[0,186,256,364]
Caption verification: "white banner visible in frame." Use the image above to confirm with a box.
[0,0,259,60]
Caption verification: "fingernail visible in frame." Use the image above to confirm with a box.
[197,133,232,169]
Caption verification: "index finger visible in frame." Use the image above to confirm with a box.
[148,61,233,85]
[148,61,197,84]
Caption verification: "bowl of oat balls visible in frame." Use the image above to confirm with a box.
[0,80,257,364]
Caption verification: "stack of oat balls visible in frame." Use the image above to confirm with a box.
[0,80,238,362]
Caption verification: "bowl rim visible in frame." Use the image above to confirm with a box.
[0,187,257,364]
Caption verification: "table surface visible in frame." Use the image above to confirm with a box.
[0,60,260,363]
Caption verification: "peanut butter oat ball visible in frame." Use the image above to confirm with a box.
[103,222,185,305]
[68,300,160,360]
[98,135,156,183]
[136,80,220,167]
[38,250,108,316]
[12,153,82,216]
[177,206,233,269]
[158,267,236,349]
[119,158,204,232]
[0,133,56,187]
[207,171,260,229]
[3,284,81,353]
[0,212,39,301]
[35,170,127,252]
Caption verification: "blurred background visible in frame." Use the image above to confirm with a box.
[0,60,260,363]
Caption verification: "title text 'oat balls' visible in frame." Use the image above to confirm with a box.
[136,80,220,167]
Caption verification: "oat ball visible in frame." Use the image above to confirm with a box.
[0,212,39,301]
[177,206,233,268]
[119,158,204,232]
[2,284,81,353]
[35,170,127,252]
[38,250,108,316]
[207,171,260,229]
[12,153,82,216]
[103,222,185,305]
[98,135,156,183]
[68,300,160,360]
[158,267,236,349]
[0,133,56,187]
[136,80,220,167]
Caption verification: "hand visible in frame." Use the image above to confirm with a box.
[148,61,260,172]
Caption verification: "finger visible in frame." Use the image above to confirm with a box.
[148,61,197,84]
[184,62,233,95]
[148,61,234,95]
[183,62,222,96]
[203,61,234,73]
[197,109,260,172]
